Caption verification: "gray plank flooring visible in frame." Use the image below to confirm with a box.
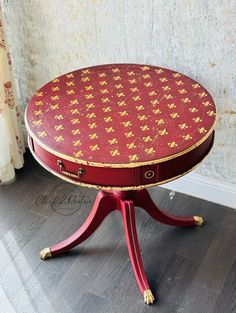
[0,150,235,313]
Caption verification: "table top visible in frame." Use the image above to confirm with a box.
[25,64,216,168]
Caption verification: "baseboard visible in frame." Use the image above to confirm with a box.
[161,172,236,209]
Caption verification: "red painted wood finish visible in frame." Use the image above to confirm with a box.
[46,189,198,304]
[28,132,214,189]
[25,64,216,190]
[26,64,216,304]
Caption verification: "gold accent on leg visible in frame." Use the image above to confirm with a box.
[143,289,155,304]
[40,247,52,260]
[193,216,204,226]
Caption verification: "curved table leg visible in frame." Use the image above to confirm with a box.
[120,200,155,305]
[134,189,204,227]
[40,191,117,260]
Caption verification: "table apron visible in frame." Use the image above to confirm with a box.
[28,132,214,189]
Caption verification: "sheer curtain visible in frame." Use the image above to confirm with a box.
[0,4,24,183]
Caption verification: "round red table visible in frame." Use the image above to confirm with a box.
[25,64,216,304]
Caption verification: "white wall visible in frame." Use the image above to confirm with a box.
[2,0,236,187]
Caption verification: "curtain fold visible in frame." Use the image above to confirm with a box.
[0,4,24,183]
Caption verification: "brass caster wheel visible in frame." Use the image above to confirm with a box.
[40,247,52,260]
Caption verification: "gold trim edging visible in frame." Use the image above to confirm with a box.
[25,110,216,168]
[29,137,212,191]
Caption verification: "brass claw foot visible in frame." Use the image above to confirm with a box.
[193,216,204,226]
[144,289,155,304]
[40,247,52,260]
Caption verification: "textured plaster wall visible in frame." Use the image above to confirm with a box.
[1,0,236,184]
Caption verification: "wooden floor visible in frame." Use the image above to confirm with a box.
[0,150,235,313]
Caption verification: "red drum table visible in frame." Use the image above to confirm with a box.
[25,64,216,304]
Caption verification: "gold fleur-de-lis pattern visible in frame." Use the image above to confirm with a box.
[26,64,216,165]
